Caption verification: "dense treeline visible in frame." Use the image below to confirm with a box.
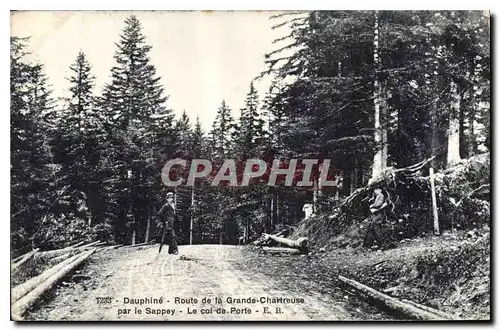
[11,11,490,253]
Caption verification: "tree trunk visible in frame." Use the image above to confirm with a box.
[276,194,280,225]
[190,186,195,245]
[459,96,467,158]
[350,161,358,195]
[270,196,274,230]
[370,10,387,182]
[468,104,476,157]
[447,81,461,166]
[313,177,318,213]
[263,234,308,253]
[11,248,40,273]
[317,164,323,198]
[381,81,388,170]
[144,216,150,244]
[431,96,438,168]
[262,247,301,255]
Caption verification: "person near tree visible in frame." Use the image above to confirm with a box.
[156,191,179,255]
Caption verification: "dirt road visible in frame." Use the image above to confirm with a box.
[27,245,373,321]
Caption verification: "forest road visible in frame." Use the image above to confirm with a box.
[27,244,358,321]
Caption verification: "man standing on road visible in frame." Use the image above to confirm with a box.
[156,191,179,256]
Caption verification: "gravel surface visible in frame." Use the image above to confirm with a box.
[26,244,389,321]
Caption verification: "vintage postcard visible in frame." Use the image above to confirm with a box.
[10,10,490,321]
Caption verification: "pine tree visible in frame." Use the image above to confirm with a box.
[102,15,168,128]
[192,116,205,159]
[235,82,265,158]
[212,100,235,159]
[174,110,194,158]
[100,15,174,244]
[53,51,107,225]
[11,37,57,251]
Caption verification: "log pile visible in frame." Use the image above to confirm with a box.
[10,240,112,320]
[12,249,97,320]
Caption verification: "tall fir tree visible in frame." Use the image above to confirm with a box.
[212,100,235,159]
[11,37,57,252]
[235,82,265,158]
[100,15,174,244]
[53,51,107,225]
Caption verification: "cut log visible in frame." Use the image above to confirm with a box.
[251,234,267,246]
[251,228,291,246]
[69,240,86,249]
[35,240,101,260]
[75,240,102,249]
[123,242,152,248]
[12,248,37,264]
[12,253,26,264]
[97,245,117,252]
[262,247,301,255]
[338,275,451,320]
[263,234,308,253]
[11,248,40,273]
[11,248,97,319]
[50,252,71,265]
[400,299,459,320]
[11,252,83,303]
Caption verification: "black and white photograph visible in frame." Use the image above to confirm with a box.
[10,10,491,321]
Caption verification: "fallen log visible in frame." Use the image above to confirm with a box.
[50,252,71,265]
[12,254,26,264]
[11,252,83,303]
[338,275,451,320]
[35,240,101,260]
[73,240,101,250]
[11,248,97,319]
[97,245,118,252]
[12,248,38,264]
[262,247,301,255]
[123,242,152,248]
[263,234,308,253]
[11,248,40,273]
[68,240,86,249]
[400,299,459,320]
[251,234,267,246]
[251,228,292,246]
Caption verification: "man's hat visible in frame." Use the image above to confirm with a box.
[166,192,174,198]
